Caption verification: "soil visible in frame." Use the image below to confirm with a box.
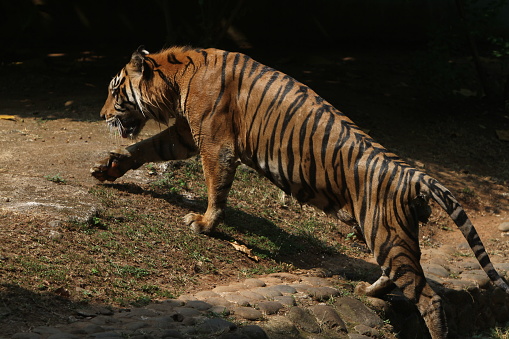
[1,46,509,336]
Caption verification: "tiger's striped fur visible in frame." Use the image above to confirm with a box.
[91,46,509,338]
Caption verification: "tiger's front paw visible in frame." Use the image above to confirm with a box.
[184,213,214,234]
[90,151,131,182]
[354,281,370,296]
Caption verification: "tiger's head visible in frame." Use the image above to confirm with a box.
[101,46,181,138]
[100,46,154,138]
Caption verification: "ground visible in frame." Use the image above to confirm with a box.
[1,46,509,337]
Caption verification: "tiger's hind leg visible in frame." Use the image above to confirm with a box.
[184,143,238,234]
[365,247,448,339]
[355,271,395,297]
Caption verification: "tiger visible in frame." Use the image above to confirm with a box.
[91,45,509,339]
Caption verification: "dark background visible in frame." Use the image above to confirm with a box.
[2,0,509,104]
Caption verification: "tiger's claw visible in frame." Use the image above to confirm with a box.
[90,151,131,182]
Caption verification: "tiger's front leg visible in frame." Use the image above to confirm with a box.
[184,143,238,234]
[91,118,198,182]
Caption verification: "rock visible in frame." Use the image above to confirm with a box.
[47,334,80,339]
[287,306,321,333]
[262,315,300,337]
[250,287,283,298]
[145,302,179,313]
[300,276,333,286]
[223,293,253,306]
[460,270,491,289]
[186,300,212,311]
[90,315,122,325]
[262,277,283,285]
[273,295,296,306]
[196,318,237,335]
[498,222,509,232]
[68,323,105,334]
[456,242,471,251]
[233,306,263,320]
[445,279,476,291]
[423,264,450,278]
[235,325,269,339]
[32,327,63,335]
[308,286,341,301]
[354,324,381,337]
[88,331,124,338]
[12,334,42,339]
[335,297,384,328]
[456,261,480,270]
[309,305,347,331]
[289,283,313,293]
[213,285,244,294]
[203,296,232,307]
[152,315,181,328]
[174,306,202,317]
[123,321,149,331]
[160,329,184,338]
[494,262,509,272]
[348,334,372,339]
[269,284,297,294]
[243,278,266,288]
[195,290,220,299]
[239,290,265,300]
[178,294,197,301]
[267,272,300,282]
[257,301,284,315]
[209,305,231,316]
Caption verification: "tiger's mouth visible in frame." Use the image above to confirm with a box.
[106,116,145,138]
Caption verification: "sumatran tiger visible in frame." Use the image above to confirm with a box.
[91,46,509,339]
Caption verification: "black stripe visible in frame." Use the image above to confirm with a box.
[237,55,250,98]
[243,66,270,112]
[231,53,240,80]
[167,53,183,64]
[246,72,279,137]
[210,51,229,116]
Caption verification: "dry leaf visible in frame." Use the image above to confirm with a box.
[496,130,509,142]
[230,241,260,262]
[0,115,16,121]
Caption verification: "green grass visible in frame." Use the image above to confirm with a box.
[44,173,66,184]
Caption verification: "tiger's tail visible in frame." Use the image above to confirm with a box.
[425,176,509,292]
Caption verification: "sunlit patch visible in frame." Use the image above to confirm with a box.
[47,53,66,58]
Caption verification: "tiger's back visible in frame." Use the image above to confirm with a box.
[92,46,509,339]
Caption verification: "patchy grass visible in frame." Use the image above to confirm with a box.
[0,157,373,335]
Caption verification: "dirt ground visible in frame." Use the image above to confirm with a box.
[1,46,509,336]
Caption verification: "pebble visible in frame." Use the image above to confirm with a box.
[498,222,509,232]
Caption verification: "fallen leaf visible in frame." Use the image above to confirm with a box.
[0,115,16,121]
[54,287,71,298]
[230,241,260,262]
[496,130,509,141]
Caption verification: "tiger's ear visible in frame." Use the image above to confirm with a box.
[127,46,149,76]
